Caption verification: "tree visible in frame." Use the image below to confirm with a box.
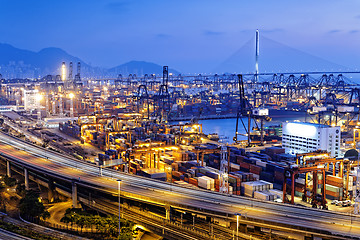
[19,190,49,220]
[3,175,16,187]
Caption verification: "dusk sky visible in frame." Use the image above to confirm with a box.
[1,0,360,73]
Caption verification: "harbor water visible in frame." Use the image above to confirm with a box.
[199,113,307,143]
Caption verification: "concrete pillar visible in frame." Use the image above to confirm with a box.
[48,179,58,203]
[72,181,78,208]
[165,205,171,221]
[24,168,29,190]
[6,161,11,177]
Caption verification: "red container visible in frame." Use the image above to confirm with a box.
[189,178,198,186]
[172,171,182,178]
[240,162,250,169]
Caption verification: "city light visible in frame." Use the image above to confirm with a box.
[36,94,43,102]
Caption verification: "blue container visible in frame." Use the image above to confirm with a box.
[275,166,285,173]
[273,183,283,190]
[179,166,187,173]
[196,172,205,177]
[206,171,219,180]
[266,163,276,173]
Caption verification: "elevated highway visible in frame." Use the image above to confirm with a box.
[0,132,359,239]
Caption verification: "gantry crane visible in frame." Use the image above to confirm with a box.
[234,74,271,146]
[283,165,327,209]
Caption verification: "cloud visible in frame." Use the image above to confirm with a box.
[204,30,225,36]
[105,1,131,13]
[261,28,284,33]
[156,33,171,39]
[349,30,359,34]
[328,29,341,34]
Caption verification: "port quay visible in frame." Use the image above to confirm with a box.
[0,62,360,239]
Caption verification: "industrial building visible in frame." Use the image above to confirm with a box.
[282,121,341,157]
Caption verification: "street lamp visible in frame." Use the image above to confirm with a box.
[117,179,122,237]
[69,92,75,118]
[234,213,241,240]
[180,211,186,226]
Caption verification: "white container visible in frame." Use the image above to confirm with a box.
[269,189,284,200]
[295,178,305,185]
[254,191,269,201]
[198,176,211,190]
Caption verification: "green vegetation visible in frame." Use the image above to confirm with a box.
[2,175,16,187]
[19,190,50,220]
[61,208,134,239]
[0,221,58,240]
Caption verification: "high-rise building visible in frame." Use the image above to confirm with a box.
[282,122,340,157]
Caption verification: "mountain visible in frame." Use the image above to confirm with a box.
[0,43,97,78]
[215,35,351,74]
[107,61,180,77]
[0,44,179,79]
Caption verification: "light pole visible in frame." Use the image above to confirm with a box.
[235,213,241,240]
[117,179,122,237]
[69,92,75,118]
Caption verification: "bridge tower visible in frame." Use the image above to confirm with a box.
[219,145,229,194]
[255,29,260,82]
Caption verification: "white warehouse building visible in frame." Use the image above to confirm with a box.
[282,122,340,157]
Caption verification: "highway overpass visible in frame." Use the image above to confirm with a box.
[0,132,359,240]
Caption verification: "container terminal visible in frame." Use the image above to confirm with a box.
[2,62,360,239]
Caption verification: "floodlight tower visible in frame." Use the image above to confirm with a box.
[219,145,229,194]
[61,62,66,81]
[68,62,73,89]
